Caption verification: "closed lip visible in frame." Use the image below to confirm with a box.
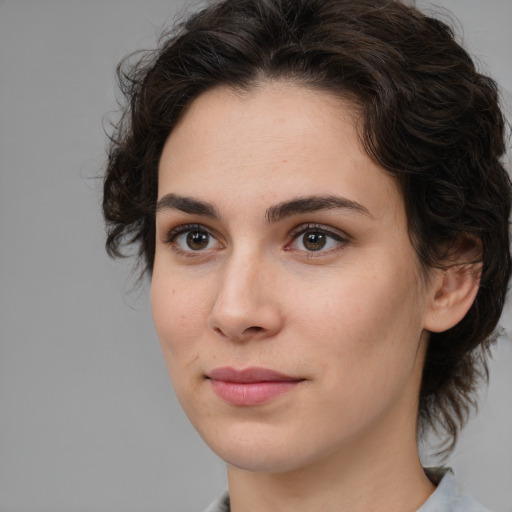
[207,366,303,383]
[206,366,305,406]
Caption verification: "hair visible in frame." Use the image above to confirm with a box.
[103,0,511,454]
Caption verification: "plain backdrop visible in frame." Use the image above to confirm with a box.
[0,1,511,511]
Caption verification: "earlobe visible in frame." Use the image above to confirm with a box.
[423,262,481,333]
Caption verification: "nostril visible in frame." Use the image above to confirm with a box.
[244,326,263,333]
[214,327,224,336]
[212,324,263,340]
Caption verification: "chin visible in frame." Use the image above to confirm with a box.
[199,422,335,475]
[219,447,304,474]
[192,421,293,472]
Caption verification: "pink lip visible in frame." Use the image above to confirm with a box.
[207,367,304,406]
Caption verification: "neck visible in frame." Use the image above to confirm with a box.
[227,402,434,512]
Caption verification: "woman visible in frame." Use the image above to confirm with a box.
[103,0,511,510]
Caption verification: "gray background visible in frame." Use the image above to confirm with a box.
[0,1,510,511]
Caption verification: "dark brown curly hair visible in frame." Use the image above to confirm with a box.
[103,0,512,453]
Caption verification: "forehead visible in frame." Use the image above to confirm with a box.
[158,82,402,221]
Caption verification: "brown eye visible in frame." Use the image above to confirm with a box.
[169,225,221,253]
[288,225,347,255]
[302,232,327,251]
[186,230,210,250]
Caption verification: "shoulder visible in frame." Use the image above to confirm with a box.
[202,491,230,512]
[418,469,490,512]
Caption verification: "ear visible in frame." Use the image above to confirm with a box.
[423,260,481,333]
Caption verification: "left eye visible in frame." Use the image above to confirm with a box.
[290,228,345,253]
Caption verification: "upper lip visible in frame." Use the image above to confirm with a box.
[207,366,302,383]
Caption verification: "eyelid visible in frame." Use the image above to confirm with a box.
[285,223,350,254]
[161,221,350,257]
[288,222,348,240]
[165,223,205,242]
[164,223,224,256]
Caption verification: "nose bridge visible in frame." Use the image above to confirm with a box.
[208,241,281,340]
[222,245,261,298]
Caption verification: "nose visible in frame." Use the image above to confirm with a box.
[207,249,284,342]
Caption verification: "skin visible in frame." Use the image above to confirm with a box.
[151,83,478,512]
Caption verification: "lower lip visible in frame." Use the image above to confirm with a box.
[209,379,301,406]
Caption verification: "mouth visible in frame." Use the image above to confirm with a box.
[206,366,305,406]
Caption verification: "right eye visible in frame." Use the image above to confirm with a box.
[167,225,222,254]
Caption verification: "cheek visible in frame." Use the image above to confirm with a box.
[293,263,425,379]
[150,273,215,416]
[290,273,425,439]
[150,270,209,369]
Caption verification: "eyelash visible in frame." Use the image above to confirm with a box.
[165,223,222,257]
[164,222,349,258]
[285,223,349,257]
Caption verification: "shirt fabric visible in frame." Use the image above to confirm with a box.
[202,469,489,512]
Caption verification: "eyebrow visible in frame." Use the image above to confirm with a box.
[155,193,219,219]
[155,193,371,222]
[265,195,372,223]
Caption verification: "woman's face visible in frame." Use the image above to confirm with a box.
[152,83,434,473]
